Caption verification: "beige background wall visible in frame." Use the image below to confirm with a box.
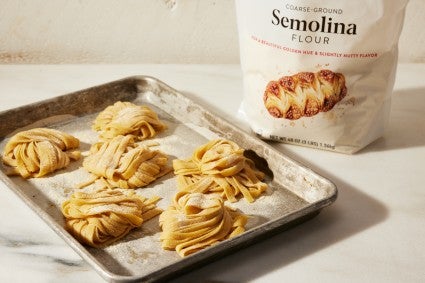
[0,0,423,64]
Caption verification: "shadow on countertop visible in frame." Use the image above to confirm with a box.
[169,151,389,283]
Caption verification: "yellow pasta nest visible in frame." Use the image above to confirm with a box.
[159,192,247,257]
[78,135,171,190]
[173,139,267,203]
[62,189,162,247]
[93,101,166,141]
[2,128,81,178]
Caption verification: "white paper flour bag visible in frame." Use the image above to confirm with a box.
[235,0,409,153]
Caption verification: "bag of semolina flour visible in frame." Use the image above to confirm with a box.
[235,0,409,154]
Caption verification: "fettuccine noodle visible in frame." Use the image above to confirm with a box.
[93,101,166,141]
[78,135,171,190]
[2,128,81,178]
[173,139,267,202]
[62,189,162,247]
[159,192,247,257]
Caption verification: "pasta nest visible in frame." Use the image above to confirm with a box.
[93,101,166,141]
[159,192,247,257]
[78,135,171,190]
[2,128,81,178]
[62,189,162,247]
[173,139,267,203]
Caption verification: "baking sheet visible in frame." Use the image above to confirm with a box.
[0,76,337,282]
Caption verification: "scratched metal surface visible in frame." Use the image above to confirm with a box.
[0,76,337,282]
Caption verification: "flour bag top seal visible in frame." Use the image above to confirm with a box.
[236,0,409,153]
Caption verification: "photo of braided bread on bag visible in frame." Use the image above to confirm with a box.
[263,70,347,120]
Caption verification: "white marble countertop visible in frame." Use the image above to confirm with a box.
[0,64,424,282]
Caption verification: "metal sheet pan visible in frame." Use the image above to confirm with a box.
[0,76,337,282]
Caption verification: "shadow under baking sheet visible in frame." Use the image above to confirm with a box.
[170,148,389,283]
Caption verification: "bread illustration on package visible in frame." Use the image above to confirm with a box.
[263,70,347,119]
